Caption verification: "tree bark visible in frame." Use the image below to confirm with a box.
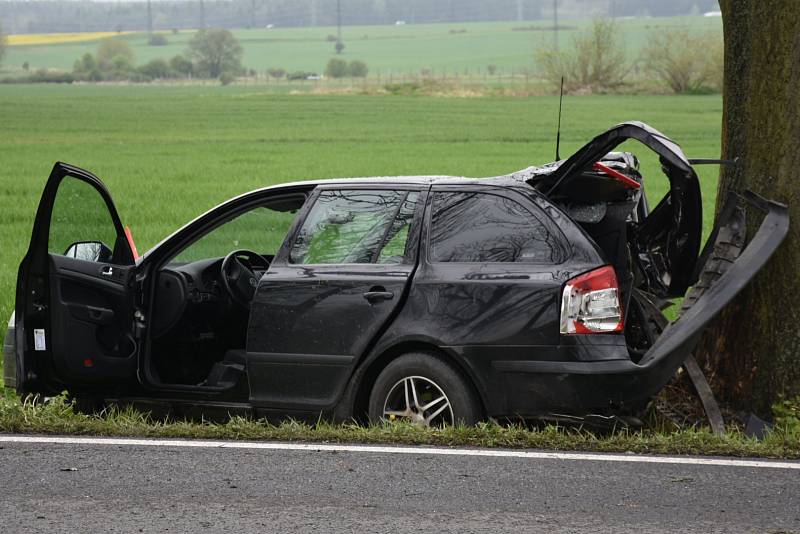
[693,1,800,417]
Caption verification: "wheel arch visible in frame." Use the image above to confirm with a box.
[346,339,489,423]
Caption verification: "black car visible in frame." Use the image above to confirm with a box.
[3,122,788,426]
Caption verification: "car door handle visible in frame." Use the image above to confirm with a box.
[87,305,115,324]
[68,304,115,325]
[363,289,394,303]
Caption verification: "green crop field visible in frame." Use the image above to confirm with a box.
[3,16,722,75]
[0,84,723,341]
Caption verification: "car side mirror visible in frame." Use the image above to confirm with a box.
[64,241,113,263]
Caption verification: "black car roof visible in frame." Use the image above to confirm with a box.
[264,174,523,189]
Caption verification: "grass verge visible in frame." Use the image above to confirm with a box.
[1,394,798,459]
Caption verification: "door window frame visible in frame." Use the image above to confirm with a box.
[273,185,428,268]
[40,167,135,266]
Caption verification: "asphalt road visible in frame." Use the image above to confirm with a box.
[0,436,798,534]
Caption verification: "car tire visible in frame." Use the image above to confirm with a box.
[368,352,482,426]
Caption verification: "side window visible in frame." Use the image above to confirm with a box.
[290,190,419,265]
[430,191,560,263]
[49,176,118,263]
[378,192,419,264]
[170,197,304,265]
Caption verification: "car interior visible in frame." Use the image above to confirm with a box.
[147,194,307,390]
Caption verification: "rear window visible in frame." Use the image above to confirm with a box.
[429,191,561,263]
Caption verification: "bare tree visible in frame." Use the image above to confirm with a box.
[536,18,630,92]
[642,30,723,93]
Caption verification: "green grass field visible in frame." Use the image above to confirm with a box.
[0,85,723,331]
[3,16,722,75]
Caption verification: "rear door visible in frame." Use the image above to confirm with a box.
[15,162,137,396]
[246,186,425,410]
[417,186,576,378]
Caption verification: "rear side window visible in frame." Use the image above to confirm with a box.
[290,190,419,264]
[430,191,561,263]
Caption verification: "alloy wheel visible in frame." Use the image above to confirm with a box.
[382,375,454,426]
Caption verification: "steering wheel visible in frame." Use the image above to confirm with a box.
[220,249,270,309]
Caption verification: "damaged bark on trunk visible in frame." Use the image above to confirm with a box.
[693,1,800,417]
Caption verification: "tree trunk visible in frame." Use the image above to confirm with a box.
[693,1,800,417]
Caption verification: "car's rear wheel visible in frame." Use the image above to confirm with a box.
[368,352,481,426]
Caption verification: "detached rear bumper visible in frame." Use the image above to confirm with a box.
[493,190,790,416]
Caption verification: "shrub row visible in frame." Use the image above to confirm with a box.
[535,19,724,94]
[324,58,369,78]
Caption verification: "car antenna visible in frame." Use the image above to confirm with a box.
[555,76,564,161]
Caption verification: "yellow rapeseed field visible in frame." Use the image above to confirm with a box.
[7,32,133,46]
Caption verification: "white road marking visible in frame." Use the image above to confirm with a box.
[0,434,797,470]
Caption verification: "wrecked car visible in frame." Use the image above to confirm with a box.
[3,122,789,426]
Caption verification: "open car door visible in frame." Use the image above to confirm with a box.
[15,162,138,397]
[529,121,703,298]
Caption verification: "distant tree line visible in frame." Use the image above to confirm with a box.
[0,0,720,34]
[2,25,379,85]
[325,58,368,78]
[69,29,244,83]
[0,29,244,84]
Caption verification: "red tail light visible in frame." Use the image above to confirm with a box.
[560,266,624,334]
[593,161,641,189]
